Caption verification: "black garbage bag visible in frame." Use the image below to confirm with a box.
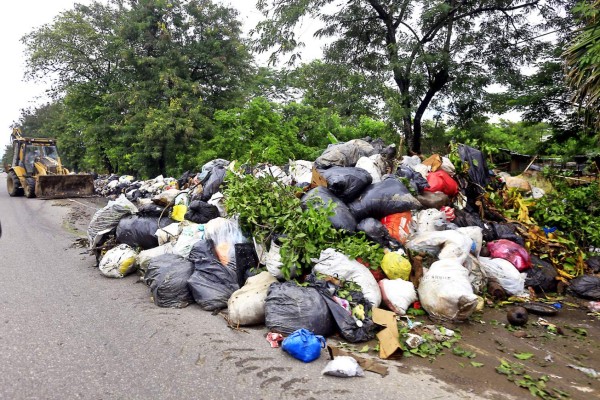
[144,254,195,308]
[137,203,167,218]
[417,191,450,209]
[525,256,558,293]
[568,275,600,300]
[265,281,336,336]
[201,166,227,202]
[348,175,422,220]
[587,256,600,274]
[305,273,375,343]
[187,240,239,311]
[184,200,220,224]
[492,222,524,246]
[302,187,357,232]
[116,215,175,249]
[357,218,401,249]
[453,210,496,242]
[234,242,261,287]
[319,167,373,203]
[396,165,430,194]
[457,144,490,190]
[314,139,375,169]
[177,170,193,189]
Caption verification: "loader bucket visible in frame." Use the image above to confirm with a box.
[35,174,95,199]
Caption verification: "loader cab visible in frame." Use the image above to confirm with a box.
[18,141,60,175]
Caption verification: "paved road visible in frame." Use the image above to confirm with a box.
[0,173,483,400]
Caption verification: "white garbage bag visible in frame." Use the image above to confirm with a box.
[228,271,278,326]
[313,248,381,307]
[479,257,526,295]
[417,259,478,321]
[99,244,138,278]
[379,279,418,315]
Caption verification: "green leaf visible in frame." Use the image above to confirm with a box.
[470,362,484,368]
[514,352,534,360]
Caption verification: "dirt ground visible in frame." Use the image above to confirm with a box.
[328,299,599,400]
[61,196,600,400]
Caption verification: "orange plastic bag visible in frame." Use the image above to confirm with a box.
[380,212,412,244]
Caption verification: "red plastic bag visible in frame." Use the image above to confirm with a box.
[381,212,412,244]
[487,239,531,271]
[424,170,459,197]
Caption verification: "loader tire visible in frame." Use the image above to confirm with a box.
[24,178,36,198]
[7,171,24,197]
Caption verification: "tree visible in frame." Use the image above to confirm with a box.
[22,0,253,177]
[253,0,567,154]
[564,0,600,124]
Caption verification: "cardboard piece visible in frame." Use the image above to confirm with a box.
[372,308,403,360]
[327,345,389,377]
[311,167,328,189]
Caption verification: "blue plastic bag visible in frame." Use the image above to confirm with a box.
[281,329,326,363]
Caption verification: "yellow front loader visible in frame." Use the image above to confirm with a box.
[5,128,94,199]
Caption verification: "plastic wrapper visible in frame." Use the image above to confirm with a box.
[289,160,314,185]
[302,187,357,232]
[322,356,364,377]
[203,217,247,268]
[348,176,421,221]
[144,254,194,308]
[265,281,335,336]
[187,240,239,311]
[319,166,373,202]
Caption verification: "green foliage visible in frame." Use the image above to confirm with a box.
[21,0,253,178]
[531,181,600,251]
[253,0,568,153]
[223,172,384,279]
[496,359,570,399]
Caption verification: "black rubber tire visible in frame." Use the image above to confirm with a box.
[7,171,24,197]
[24,177,36,198]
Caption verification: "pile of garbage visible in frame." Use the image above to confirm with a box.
[87,138,600,365]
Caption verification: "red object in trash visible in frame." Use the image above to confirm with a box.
[440,206,455,222]
[381,211,412,244]
[413,301,421,309]
[424,170,459,197]
[487,239,532,271]
[266,332,284,348]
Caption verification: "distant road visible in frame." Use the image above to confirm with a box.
[0,173,478,400]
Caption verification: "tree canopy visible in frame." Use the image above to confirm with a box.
[253,0,570,154]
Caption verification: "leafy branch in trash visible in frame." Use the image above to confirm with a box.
[224,172,384,279]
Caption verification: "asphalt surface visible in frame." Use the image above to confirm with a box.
[0,172,488,400]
